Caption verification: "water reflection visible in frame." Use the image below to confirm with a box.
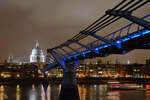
[41,85,45,100]
[79,84,120,100]
[16,85,20,100]
[50,84,60,100]
[78,85,87,100]
[0,85,4,100]
[47,85,50,100]
[107,91,120,100]
[145,85,150,100]
[41,85,51,100]
[29,84,37,100]
[0,83,150,100]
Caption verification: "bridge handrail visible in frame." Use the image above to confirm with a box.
[104,14,150,38]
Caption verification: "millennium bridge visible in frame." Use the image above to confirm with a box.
[38,0,150,100]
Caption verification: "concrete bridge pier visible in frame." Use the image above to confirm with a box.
[59,62,80,100]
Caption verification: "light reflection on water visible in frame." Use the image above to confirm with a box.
[16,85,20,100]
[0,84,150,100]
[78,84,120,100]
[145,85,150,100]
[0,85,4,100]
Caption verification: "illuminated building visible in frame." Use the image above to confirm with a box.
[6,54,14,63]
[30,40,45,63]
[146,59,150,65]
[115,58,120,64]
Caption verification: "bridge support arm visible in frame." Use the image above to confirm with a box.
[66,45,79,54]
[106,9,150,29]
[59,48,71,56]
[55,49,67,58]
[80,31,121,48]
[90,33,118,46]
[75,41,93,51]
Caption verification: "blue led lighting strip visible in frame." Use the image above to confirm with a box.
[65,29,150,60]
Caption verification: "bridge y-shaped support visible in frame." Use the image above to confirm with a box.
[80,31,122,48]
[60,47,71,56]
[55,49,67,58]
[75,41,93,51]
[106,10,150,29]
[59,62,80,100]
[66,45,79,54]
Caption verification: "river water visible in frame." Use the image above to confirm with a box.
[0,83,150,100]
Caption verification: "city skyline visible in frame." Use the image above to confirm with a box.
[0,0,150,63]
[3,48,150,64]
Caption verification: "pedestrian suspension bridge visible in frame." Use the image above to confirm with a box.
[42,0,150,100]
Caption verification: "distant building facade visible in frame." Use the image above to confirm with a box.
[146,59,150,65]
[30,40,45,63]
[6,54,14,63]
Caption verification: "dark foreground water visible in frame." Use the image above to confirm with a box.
[0,83,150,100]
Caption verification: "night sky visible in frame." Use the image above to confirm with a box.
[0,0,150,63]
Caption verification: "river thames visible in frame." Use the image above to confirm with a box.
[0,83,150,100]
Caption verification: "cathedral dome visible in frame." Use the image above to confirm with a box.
[30,40,45,63]
[31,48,43,55]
